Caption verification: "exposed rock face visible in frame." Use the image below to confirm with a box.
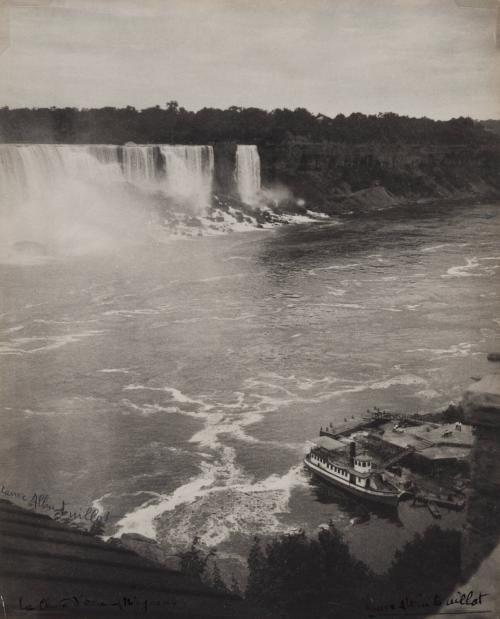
[428,369,500,618]
[257,142,500,212]
[339,185,400,211]
[462,374,500,427]
[213,142,237,195]
[458,372,500,616]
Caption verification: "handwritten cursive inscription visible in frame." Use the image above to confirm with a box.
[366,590,490,617]
[1,484,110,526]
[19,595,180,613]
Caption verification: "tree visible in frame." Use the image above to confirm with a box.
[88,519,106,537]
[166,100,179,112]
[385,526,461,599]
[0,104,496,146]
[230,575,242,598]
[209,562,229,593]
[246,536,267,600]
[245,524,371,619]
[178,536,216,583]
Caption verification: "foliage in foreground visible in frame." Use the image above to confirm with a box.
[246,524,373,619]
[176,522,462,618]
[244,524,462,619]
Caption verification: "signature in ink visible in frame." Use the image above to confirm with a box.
[366,590,490,617]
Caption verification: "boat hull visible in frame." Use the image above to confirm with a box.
[304,458,400,507]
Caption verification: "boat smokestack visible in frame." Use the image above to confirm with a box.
[349,441,356,466]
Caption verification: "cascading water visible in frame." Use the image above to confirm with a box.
[236,145,261,205]
[160,145,214,211]
[121,144,159,188]
[0,144,133,258]
[0,143,215,259]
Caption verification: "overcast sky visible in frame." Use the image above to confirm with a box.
[0,0,498,119]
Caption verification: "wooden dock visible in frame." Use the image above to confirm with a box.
[320,412,393,439]
[411,492,465,512]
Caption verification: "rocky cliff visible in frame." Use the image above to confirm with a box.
[446,367,500,617]
[256,142,500,213]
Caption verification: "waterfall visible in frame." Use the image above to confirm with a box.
[236,145,261,205]
[0,143,215,211]
[0,143,215,257]
[160,145,214,210]
[121,145,159,188]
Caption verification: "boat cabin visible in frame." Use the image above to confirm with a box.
[353,454,373,473]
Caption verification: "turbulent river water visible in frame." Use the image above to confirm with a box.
[1,201,500,575]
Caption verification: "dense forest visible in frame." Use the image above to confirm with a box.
[0,102,497,145]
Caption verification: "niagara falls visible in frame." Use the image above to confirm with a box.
[0,142,268,259]
[1,1,500,617]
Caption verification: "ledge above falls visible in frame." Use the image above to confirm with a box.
[462,373,500,427]
[444,365,500,619]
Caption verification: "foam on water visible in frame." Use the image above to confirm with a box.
[155,464,308,551]
[111,363,439,545]
[114,463,219,539]
[103,308,166,317]
[2,325,25,334]
[33,318,99,325]
[422,243,469,253]
[112,381,315,543]
[370,375,427,389]
[310,302,364,310]
[444,257,480,277]
[196,273,246,283]
[211,313,256,322]
[327,287,347,297]
[406,343,473,359]
[415,389,442,400]
[0,330,105,355]
[308,263,360,276]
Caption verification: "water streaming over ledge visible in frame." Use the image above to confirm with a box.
[159,145,214,209]
[236,145,261,205]
[0,143,261,256]
[0,144,215,209]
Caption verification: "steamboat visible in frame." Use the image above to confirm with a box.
[304,435,403,506]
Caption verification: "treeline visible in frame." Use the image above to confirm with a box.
[0,101,496,146]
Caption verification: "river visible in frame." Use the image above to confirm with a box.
[1,201,499,576]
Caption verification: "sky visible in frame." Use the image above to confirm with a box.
[0,0,498,119]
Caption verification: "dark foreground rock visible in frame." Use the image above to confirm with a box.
[426,369,500,618]
[446,372,500,617]
[0,499,261,618]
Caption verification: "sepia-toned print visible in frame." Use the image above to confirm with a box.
[0,2,499,617]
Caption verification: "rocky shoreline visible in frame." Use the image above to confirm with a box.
[152,188,500,240]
